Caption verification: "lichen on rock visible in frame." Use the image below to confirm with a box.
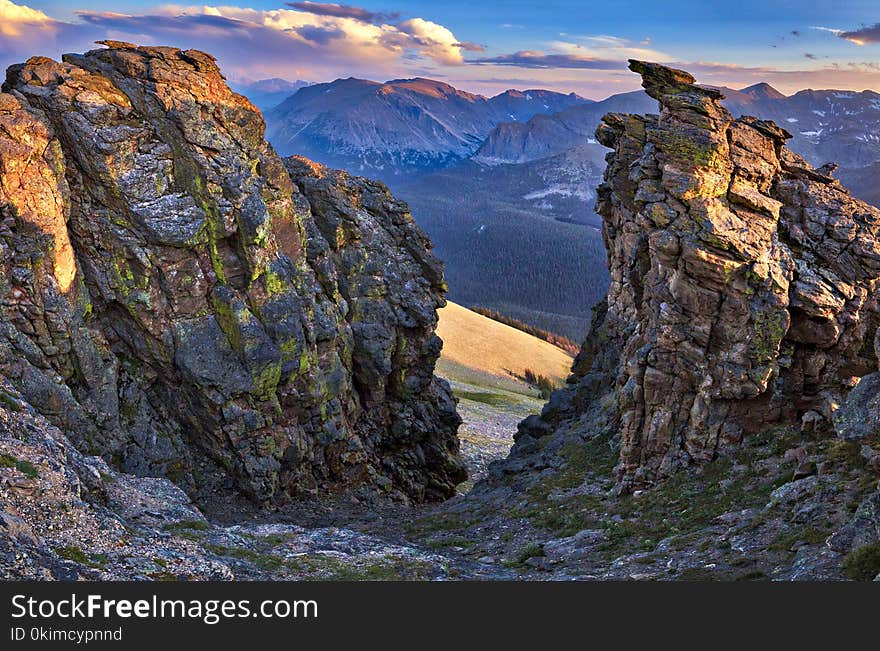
[0,42,465,505]
[519,59,880,492]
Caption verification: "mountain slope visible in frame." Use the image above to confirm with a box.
[435,301,574,489]
[265,77,586,176]
[476,83,880,177]
[393,161,609,341]
[230,78,310,111]
[839,160,880,206]
[263,75,880,348]
[740,81,787,100]
[400,81,880,344]
[474,90,655,165]
[436,301,573,391]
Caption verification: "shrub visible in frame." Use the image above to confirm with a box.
[14,459,38,479]
[55,545,90,564]
[522,368,557,399]
[516,542,546,564]
[0,391,21,412]
[842,543,880,581]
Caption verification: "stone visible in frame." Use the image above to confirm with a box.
[827,491,880,553]
[0,42,465,505]
[516,60,880,492]
[793,460,818,480]
[783,447,807,464]
[801,410,823,433]
[833,372,880,441]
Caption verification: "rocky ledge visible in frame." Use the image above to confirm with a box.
[0,41,465,506]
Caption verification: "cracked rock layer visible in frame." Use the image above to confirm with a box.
[0,42,465,504]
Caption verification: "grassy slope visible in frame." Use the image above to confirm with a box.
[435,302,575,490]
[436,301,574,391]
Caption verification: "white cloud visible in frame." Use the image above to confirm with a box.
[0,2,477,81]
[0,0,51,37]
[396,18,465,66]
[548,35,673,63]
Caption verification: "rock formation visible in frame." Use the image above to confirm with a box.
[520,60,880,490]
[0,42,465,505]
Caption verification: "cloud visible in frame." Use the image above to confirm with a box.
[296,25,345,44]
[0,0,51,36]
[0,1,96,61]
[466,35,668,71]
[285,2,398,24]
[0,2,480,82]
[467,50,625,69]
[393,17,469,65]
[838,23,880,45]
[550,35,671,62]
[811,26,844,36]
[456,41,485,53]
[467,34,670,70]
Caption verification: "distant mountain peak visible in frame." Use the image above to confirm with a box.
[229,77,311,110]
[383,77,483,100]
[739,82,786,100]
[246,77,308,91]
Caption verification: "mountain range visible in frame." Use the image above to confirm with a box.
[258,74,880,341]
[264,77,587,174]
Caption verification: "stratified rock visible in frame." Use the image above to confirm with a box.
[0,42,464,504]
[833,372,880,441]
[521,60,880,491]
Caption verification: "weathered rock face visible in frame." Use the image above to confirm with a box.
[0,42,464,504]
[521,60,880,490]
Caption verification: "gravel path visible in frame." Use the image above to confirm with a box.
[444,378,545,492]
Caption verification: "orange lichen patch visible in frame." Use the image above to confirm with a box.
[290,155,326,179]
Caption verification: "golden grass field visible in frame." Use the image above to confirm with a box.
[435,301,574,395]
[434,301,576,488]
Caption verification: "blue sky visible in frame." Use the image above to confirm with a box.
[3,1,880,97]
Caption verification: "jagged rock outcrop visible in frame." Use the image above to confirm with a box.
[0,42,464,505]
[521,60,880,490]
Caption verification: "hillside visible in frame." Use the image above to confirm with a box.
[839,160,880,206]
[436,301,573,391]
[434,301,573,489]
[394,161,608,341]
[473,90,655,165]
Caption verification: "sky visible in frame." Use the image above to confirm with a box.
[2,1,880,98]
